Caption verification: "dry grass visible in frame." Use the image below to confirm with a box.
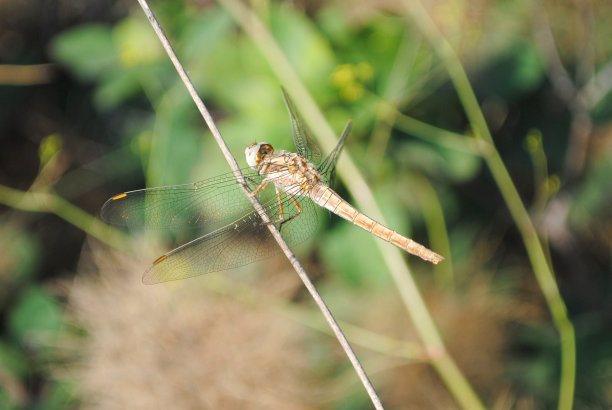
[324,274,545,409]
[67,243,319,410]
[64,240,543,409]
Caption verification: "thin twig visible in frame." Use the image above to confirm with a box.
[216,1,484,409]
[533,9,592,180]
[0,184,128,249]
[206,276,428,361]
[134,1,384,408]
[580,60,612,109]
[402,2,576,409]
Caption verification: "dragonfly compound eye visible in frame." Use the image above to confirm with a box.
[258,143,274,157]
[245,142,274,168]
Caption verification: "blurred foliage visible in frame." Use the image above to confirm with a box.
[1,0,612,409]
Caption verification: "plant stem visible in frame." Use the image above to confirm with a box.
[0,185,128,248]
[135,0,384,408]
[402,2,576,409]
[218,0,485,408]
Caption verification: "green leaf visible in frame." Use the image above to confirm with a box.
[591,89,612,121]
[145,91,204,186]
[316,4,352,46]
[0,387,13,410]
[35,381,77,410]
[395,140,481,182]
[569,155,612,226]
[478,40,545,100]
[49,24,118,80]
[0,226,40,282]
[112,17,164,68]
[270,4,336,90]
[93,68,145,110]
[319,220,389,287]
[0,339,28,378]
[438,145,482,182]
[182,6,233,61]
[8,287,64,348]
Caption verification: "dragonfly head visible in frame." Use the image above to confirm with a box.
[245,142,274,169]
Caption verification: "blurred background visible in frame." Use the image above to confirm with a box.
[1,0,611,409]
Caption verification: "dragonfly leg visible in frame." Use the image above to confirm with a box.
[262,190,303,232]
[251,180,298,230]
[251,179,291,227]
[251,180,269,195]
[263,186,286,226]
[278,194,302,231]
[276,187,285,220]
[245,176,260,190]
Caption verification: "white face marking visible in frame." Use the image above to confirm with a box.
[244,142,273,169]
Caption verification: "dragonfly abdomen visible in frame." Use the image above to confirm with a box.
[310,185,444,264]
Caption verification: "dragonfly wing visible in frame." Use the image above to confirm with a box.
[142,211,273,283]
[280,88,321,165]
[100,169,265,234]
[142,194,319,283]
[318,119,352,186]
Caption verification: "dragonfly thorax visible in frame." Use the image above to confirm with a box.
[261,151,322,195]
[245,142,274,169]
[245,141,323,195]
[245,142,322,194]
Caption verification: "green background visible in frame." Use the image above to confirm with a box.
[1,0,611,408]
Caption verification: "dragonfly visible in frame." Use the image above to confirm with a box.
[101,90,443,284]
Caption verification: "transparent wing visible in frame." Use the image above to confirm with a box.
[318,119,352,186]
[101,166,320,283]
[281,88,321,165]
[142,191,318,284]
[280,89,352,187]
[100,168,265,235]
